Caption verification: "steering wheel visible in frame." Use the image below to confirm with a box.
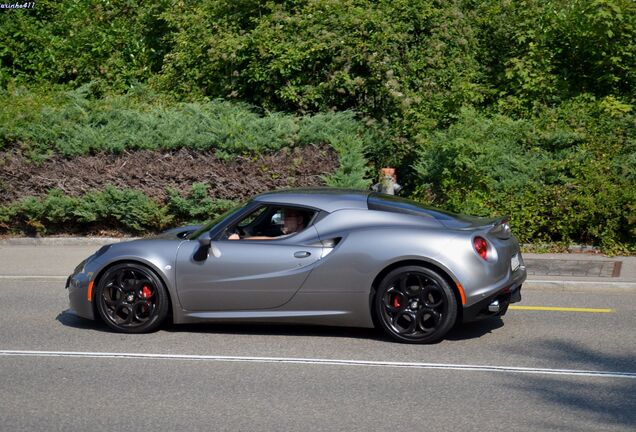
[228,226,246,239]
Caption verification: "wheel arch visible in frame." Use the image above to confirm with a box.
[91,259,174,324]
[369,259,464,326]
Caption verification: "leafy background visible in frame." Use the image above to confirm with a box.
[0,0,634,252]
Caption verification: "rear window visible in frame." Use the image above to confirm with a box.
[367,193,456,221]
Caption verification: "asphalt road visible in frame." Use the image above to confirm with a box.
[1,246,635,431]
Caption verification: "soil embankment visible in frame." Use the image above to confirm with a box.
[0,145,338,205]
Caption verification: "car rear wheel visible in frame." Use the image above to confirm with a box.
[375,266,457,343]
[95,263,169,333]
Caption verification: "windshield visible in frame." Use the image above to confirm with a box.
[187,201,247,239]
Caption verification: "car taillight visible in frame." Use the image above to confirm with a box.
[473,236,489,260]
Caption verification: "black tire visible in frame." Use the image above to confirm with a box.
[95,263,169,333]
[374,266,457,343]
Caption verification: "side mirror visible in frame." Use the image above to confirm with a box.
[198,232,212,247]
[194,232,212,261]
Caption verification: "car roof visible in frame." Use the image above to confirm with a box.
[253,188,370,212]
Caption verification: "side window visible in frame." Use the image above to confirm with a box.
[237,206,268,229]
[226,205,316,240]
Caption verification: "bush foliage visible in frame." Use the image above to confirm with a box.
[0,184,239,235]
[0,0,171,90]
[157,0,483,130]
[166,183,237,225]
[472,0,636,111]
[0,85,375,187]
[414,102,636,252]
[1,0,635,250]
[0,187,170,234]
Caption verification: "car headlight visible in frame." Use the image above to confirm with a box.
[93,244,112,259]
[74,258,88,274]
[74,245,112,274]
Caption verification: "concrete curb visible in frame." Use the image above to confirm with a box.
[524,279,636,293]
[0,237,139,246]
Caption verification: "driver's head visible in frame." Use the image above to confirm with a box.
[282,208,305,234]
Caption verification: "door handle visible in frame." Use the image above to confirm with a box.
[294,251,311,258]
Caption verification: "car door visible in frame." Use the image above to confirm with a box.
[174,226,323,311]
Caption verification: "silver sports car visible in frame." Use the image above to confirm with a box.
[67,188,526,343]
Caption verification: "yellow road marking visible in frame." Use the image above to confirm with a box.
[509,306,614,313]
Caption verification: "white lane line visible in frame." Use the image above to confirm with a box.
[527,279,634,286]
[1,350,634,380]
[0,275,67,280]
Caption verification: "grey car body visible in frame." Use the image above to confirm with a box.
[67,188,526,343]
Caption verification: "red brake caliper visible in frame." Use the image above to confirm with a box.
[141,285,153,299]
[392,295,401,308]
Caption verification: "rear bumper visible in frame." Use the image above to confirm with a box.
[461,262,526,323]
[462,283,522,322]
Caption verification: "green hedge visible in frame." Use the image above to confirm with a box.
[0,0,171,90]
[157,0,483,132]
[0,85,374,188]
[413,100,636,253]
[0,184,238,235]
[2,87,634,251]
[2,0,635,251]
[6,1,633,134]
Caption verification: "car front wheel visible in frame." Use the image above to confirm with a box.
[375,266,457,343]
[95,263,169,333]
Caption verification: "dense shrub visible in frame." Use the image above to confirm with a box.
[157,0,484,130]
[166,183,237,225]
[413,101,636,252]
[0,187,170,234]
[0,0,171,90]
[471,0,636,111]
[0,85,375,187]
[0,184,238,235]
[1,1,635,250]
[298,112,372,188]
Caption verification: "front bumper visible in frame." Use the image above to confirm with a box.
[66,272,95,320]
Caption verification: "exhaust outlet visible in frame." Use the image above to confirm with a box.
[488,299,500,313]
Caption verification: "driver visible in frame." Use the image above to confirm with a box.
[228,208,306,240]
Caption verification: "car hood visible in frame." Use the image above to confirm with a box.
[154,225,203,240]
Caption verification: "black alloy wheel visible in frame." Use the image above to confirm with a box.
[375,266,457,343]
[95,263,169,333]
